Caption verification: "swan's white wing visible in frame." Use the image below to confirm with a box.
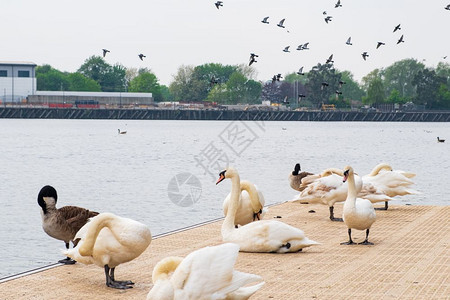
[171,243,262,299]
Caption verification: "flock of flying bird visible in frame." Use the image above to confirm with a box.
[37,159,417,298]
[102,48,146,61]
[214,1,450,101]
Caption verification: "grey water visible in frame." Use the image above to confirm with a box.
[0,119,448,279]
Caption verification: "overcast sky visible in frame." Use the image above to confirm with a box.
[2,0,449,86]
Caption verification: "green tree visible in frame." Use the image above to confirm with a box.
[386,89,407,104]
[363,77,385,105]
[67,73,101,91]
[77,56,127,92]
[339,71,365,101]
[361,69,381,92]
[412,68,446,109]
[129,71,162,101]
[36,65,69,91]
[305,63,342,108]
[381,58,425,99]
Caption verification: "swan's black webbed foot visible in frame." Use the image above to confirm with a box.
[340,241,356,245]
[358,240,374,245]
[107,281,134,289]
[58,257,76,265]
[330,217,343,222]
[341,228,355,245]
[375,201,389,210]
[281,242,291,249]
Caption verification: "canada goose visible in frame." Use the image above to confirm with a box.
[37,185,99,264]
[147,243,264,300]
[289,163,313,192]
[217,167,319,253]
[65,213,152,289]
[341,166,376,245]
[437,137,445,143]
[118,129,127,134]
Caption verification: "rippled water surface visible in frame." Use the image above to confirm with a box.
[0,119,448,278]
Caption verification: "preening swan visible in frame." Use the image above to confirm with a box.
[361,163,418,210]
[289,163,314,192]
[37,185,98,264]
[292,168,362,221]
[223,180,267,227]
[147,243,264,300]
[217,167,319,253]
[341,166,376,245]
[64,212,152,289]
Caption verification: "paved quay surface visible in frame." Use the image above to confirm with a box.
[0,203,448,299]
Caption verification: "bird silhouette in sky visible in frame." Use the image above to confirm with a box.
[393,24,401,32]
[445,4,450,10]
[277,19,286,28]
[346,37,352,45]
[325,16,333,23]
[397,35,404,44]
[102,49,110,57]
[283,46,290,53]
[277,74,283,81]
[362,52,369,60]
[323,11,327,15]
[335,0,342,8]
[376,42,385,49]
[261,16,269,24]
[138,53,146,61]
[444,56,448,59]
[215,1,223,9]
[296,44,304,50]
[326,54,334,64]
[249,53,258,66]
[302,42,310,50]
[297,67,305,75]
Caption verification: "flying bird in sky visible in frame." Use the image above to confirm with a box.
[277,19,286,28]
[296,44,304,50]
[376,42,385,49]
[283,46,290,53]
[325,16,333,23]
[102,49,110,57]
[215,1,223,9]
[346,37,352,45]
[445,4,450,10]
[326,54,334,64]
[261,16,269,24]
[249,53,258,66]
[297,67,305,75]
[393,24,401,32]
[138,53,146,61]
[362,52,369,60]
[335,0,342,8]
[397,35,404,44]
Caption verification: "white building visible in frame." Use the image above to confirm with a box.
[0,61,37,103]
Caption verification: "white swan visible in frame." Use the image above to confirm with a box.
[289,163,314,192]
[64,212,152,289]
[360,163,418,210]
[292,168,362,221]
[37,185,99,264]
[341,166,376,245]
[223,180,267,227]
[147,243,264,300]
[217,167,319,253]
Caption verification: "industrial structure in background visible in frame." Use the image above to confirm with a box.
[0,61,153,108]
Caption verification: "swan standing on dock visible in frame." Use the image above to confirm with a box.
[64,212,152,289]
[217,167,319,253]
[147,243,264,300]
[341,166,376,245]
[222,180,267,227]
[37,185,99,264]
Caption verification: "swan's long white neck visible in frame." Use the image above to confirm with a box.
[240,180,262,213]
[222,171,241,235]
[79,213,115,256]
[346,171,358,208]
[368,163,392,176]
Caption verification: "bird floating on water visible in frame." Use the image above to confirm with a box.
[437,137,445,143]
[138,53,146,61]
[215,1,223,9]
[261,16,269,24]
[102,49,110,57]
[362,52,369,60]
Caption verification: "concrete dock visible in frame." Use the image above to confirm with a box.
[0,203,448,299]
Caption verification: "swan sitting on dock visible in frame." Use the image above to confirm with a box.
[217,167,319,253]
[64,212,152,289]
[37,185,99,264]
[147,243,264,300]
[223,180,267,227]
[341,166,376,245]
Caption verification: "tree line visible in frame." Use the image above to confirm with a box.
[37,56,450,110]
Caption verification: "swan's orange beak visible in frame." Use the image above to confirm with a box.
[216,174,225,185]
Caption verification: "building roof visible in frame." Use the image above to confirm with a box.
[0,61,37,67]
